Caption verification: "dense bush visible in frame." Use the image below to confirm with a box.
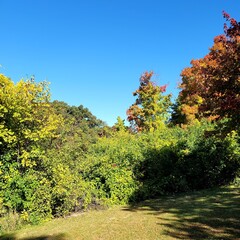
[180,130,240,189]
[79,131,144,205]
[78,122,240,203]
[135,123,240,199]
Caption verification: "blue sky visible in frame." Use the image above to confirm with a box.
[0,0,239,126]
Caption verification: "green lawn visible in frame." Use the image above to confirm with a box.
[1,186,239,240]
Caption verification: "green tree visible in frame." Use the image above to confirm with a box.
[113,116,127,132]
[50,100,105,154]
[127,71,171,132]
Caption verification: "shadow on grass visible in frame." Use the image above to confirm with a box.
[0,233,67,240]
[124,186,240,239]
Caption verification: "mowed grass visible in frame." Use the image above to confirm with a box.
[1,186,239,240]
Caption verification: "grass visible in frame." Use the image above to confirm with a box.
[0,185,239,240]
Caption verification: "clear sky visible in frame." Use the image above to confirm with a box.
[0,0,239,126]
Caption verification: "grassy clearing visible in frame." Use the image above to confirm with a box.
[0,185,239,240]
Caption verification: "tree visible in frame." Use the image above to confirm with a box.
[0,74,61,219]
[0,75,61,168]
[127,71,172,132]
[51,101,105,129]
[50,100,106,153]
[176,12,240,128]
[113,116,127,132]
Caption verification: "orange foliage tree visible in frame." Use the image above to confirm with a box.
[176,12,240,127]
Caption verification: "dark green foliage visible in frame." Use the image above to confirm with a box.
[51,101,105,130]
[134,124,240,200]
[169,98,186,126]
[180,132,240,189]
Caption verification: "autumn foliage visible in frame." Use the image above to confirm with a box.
[1,11,240,234]
[127,71,171,132]
[178,12,240,127]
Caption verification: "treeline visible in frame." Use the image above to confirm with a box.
[0,12,239,232]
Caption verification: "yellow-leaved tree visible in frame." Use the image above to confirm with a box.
[0,74,62,223]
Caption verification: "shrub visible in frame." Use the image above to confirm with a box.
[134,122,240,198]
[80,131,144,205]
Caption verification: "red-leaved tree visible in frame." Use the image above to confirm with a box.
[176,12,240,127]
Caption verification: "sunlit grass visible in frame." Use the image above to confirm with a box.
[1,185,239,240]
